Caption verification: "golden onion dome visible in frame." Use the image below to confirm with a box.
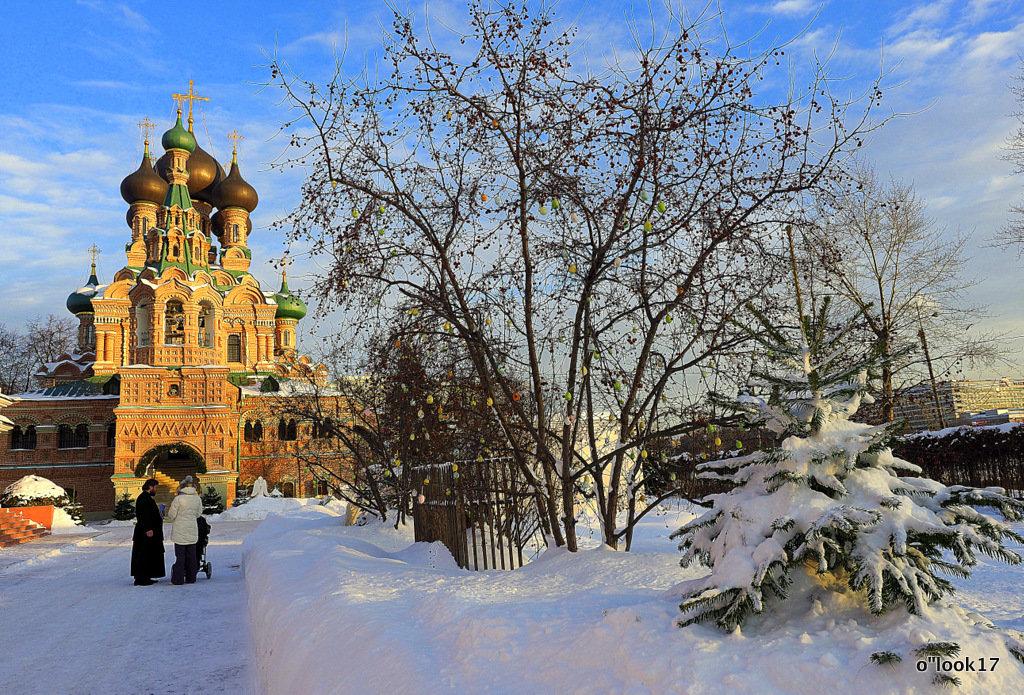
[120,148,168,205]
[213,156,258,213]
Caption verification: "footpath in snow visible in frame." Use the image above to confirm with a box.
[0,519,257,695]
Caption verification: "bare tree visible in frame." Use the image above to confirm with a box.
[0,324,31,394]
[264,1,889,549]
[0,315,77,393]
[808,165,1004,422]
[995,59,1024,251]
[25,314,78,375]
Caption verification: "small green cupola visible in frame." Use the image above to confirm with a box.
[274,271,307,320]
[66,262,100,315]
[161,111,196,153]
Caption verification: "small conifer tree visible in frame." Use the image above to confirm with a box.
[671,258,1024,631]
[113,493,136,521]
[201,486,224,515]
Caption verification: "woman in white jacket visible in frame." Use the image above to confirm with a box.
[166,475,204,584]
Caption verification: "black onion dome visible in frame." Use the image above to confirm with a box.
[194,158,226,204]
[185,143,219,197]
[211,209,224,238]
[120,151,168,205]
[213,158,258,212]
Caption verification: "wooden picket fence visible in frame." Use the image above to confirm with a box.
[411,457,542,571]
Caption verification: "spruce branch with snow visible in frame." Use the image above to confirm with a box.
[670,297,1024,631]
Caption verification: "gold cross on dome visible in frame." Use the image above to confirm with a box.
[87,244,101,269]
[172,80,210,131]
[275,252,294,276]
[226,128,244,153]
[137,117,155,145]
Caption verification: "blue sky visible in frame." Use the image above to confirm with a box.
[1,0,1023,375]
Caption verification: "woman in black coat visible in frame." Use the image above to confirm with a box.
[130,478,166,585]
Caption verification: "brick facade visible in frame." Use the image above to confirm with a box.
[0,396,118,513]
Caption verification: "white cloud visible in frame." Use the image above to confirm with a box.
[889,0,953,36]
[965,23,1024,63]
[769,0,819,15]
[887,29,957,66]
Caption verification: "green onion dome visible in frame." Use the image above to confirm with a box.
[161,113,196,153]
[120,146,168,205]
[274,274,307,320]
[212,155,258,212]
[66,265,100,315]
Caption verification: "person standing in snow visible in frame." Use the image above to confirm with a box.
[165,475,204,585]
[130,478,165,586]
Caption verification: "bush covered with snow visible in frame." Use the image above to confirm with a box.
[1,475,84,525]
[671,300,1024,631]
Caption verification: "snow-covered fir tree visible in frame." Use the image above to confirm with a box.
[671,297,1024,631]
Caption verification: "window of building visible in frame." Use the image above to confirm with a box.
[227,334,241,363]
[317,480,329,496]
[57,424,74,449]
[278,418,297,441]
[106,423,116,447]
[244,420,263,443]
[75,423,89,448]
[165,300,185,345]
[198,303,214,347]
[9,425,23,450]
[281,481,295,498]
[136,302,152,347]
[313,418,333,439]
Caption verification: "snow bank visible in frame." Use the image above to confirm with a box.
[241,503,1024,693]
[213,495,346,522]
[50,507,90,535]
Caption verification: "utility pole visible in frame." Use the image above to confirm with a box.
[917,306,947,429]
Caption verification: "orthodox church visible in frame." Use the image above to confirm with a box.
[1,90,346,514]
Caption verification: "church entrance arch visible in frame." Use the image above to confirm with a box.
[135,442,206,479]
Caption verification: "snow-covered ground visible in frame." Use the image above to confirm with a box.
[243,500,1024,694]
[2,498,1023,694]
[0,519,255,695]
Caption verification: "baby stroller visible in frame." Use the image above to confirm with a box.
[197,516,212,579]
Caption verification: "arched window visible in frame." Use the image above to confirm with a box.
[106,422,116,447]
[244,421,263,443]
[23,425,36,450]
[9,425,22,450]
[278,419,297,441]
[313,418,332,439]
[281,481,295,498]
[75,423,89,448]
[142,218,148,233]
[165,300,185,345]
[198,303,214,347]
[227,334,241,363]
[57,424,74,449]
[136,302,152,347]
